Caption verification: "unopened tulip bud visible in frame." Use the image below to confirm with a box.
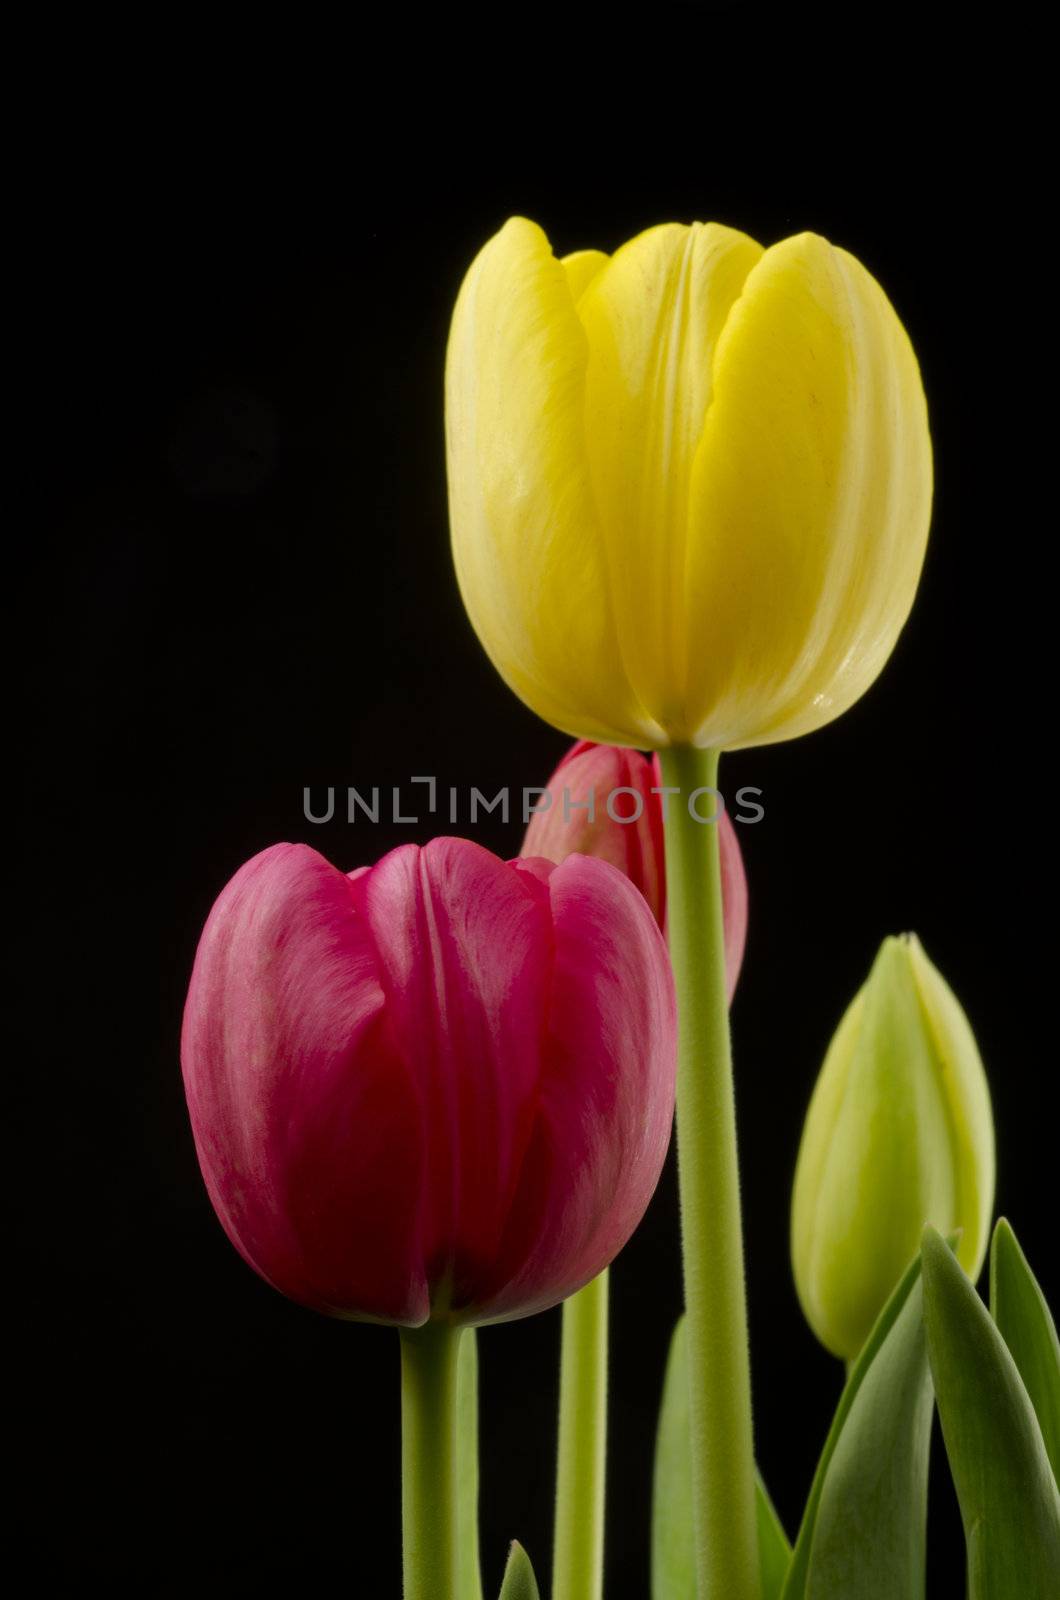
[182,837,676,1327]
[791,934,994,1360]
[521,739,748,1000]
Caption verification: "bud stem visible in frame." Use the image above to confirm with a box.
[552,1269,609,1600]
[400,1320,465,1600]
[659,745,759,1600]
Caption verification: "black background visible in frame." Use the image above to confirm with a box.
[17,13,1052,1596]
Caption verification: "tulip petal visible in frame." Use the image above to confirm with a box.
[685,232,932,747]
[181,844,428,1323]
[350,838,554,1314]
[446,217,661,747]
[647,750,749,998]
[561,248,608,303]
[717,808,749,1001]
[479,855,676,1321]
[907,935,994,1282]
[576,222,763,738]
[521,741,665,922]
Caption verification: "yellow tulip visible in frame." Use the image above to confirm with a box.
[791,934,995,1361]
[446,217,932,750]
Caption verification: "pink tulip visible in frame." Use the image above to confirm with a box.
[181,837,676,1327]
[522,741,749,1001]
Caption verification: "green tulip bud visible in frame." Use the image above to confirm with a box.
[791,934,995,1361]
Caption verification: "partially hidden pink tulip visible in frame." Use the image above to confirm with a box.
[522,740,749,1000]
[181,836,676,1327]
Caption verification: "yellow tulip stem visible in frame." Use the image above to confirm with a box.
[400,1320,464,1600]
[659,745,759,1600]
[552,1269,609,1600]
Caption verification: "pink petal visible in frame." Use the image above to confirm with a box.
[649,753,749,1001]
[181,843,428,1323]
[522,742,665,921]
[718,807,749,1002]
[349,838,553,1313]
[474,853,677,1322]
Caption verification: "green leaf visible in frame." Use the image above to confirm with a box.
[922,1225,1060,1598]
[990,1217,1060,1484]
[651,1316,693,1600]
[497,1541,540,1600]
[652,1315,791,1600]
[756,1470,793,1600]
[458,1327,484,1600]
[781,1250,933,1600]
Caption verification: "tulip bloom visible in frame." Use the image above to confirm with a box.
[521,739,748,998]
[181,837,676,1327]
[791,934,995,1360]
[447,217,931,751]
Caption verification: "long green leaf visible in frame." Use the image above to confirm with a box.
[498,1541,540,1600]
[756,1470,794,1600]
[803,1276,932,1596]
[651,1316,693,1599]
[781,1250,932,1600]
[652,1315,792,1600]
[458,1327,484,1600]
[922,1225,1060,1598]
[990,1217,1060,1483]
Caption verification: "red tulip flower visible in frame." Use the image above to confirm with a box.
[181,836,676,1327]
[522,741,749,999]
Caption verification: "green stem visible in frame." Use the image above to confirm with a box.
[658,745,759,1600]
[400,1320,464,1600]
[457,1328,484,1600]
[552,1269,609,1600]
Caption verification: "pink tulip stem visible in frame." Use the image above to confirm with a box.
[400,1320,464,1600]
[552,1269,609,1600]
[658,745,759,1600]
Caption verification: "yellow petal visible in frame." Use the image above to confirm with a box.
[683,232,933,748]
[446,218,662,746]
[575,223,763,738]
[561,248,608,303]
